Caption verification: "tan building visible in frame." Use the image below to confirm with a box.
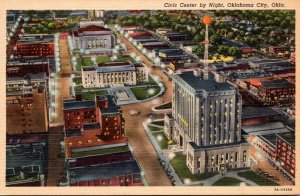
[165,70,250,174]
[6,88,48,135]
[82,62,148,88]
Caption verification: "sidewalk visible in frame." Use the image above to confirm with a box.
[142,121,183,186]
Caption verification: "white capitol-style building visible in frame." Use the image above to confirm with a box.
[72,21,115,52]
[81,62,148,88]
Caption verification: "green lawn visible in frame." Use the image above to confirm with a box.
[81,90,109,100]
[76,56,135,71]
[170,155,219,183]
[148,75,158,85]
[151,120,164,127]
[130,86,161,100]
[74,85,84,92]
[212,177,243,186]
[152,132,169,150]
[73,77,82,86]
[237,170,279,186]
[154,102,172,110]
[148,125,163,132]
[72,145,130,158]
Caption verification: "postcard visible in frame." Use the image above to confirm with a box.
[1,0,299,195]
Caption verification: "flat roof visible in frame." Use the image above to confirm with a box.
[69,159,140,183]
[242,107,280,119]
[7,152,43,169]
[82,123,101,130]
[261,80,294,89]
[259,134,277,147]
[65,129,82,137]
[276,132,295,146]
[242,122,290,136]
[71,144,130,158]
[98,95,119,114]
[63,100,95,111]
[175,71,235,92]
[7,57,49,66]
[7,134,47,145]
[17,34,54,44]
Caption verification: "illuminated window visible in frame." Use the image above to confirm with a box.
[88,140,92,143]
[78,141,82,144]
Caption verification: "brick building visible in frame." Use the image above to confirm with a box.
[276,132,295,177]
[68,160,142,186]
[7,57,50,77]
[6,87,49,135]
[15,34,54,57]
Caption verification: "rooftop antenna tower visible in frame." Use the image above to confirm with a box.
[202,15,213,80]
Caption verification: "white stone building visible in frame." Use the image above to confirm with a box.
[72,24,115,51]
[82,62,148,88]
[165,70,250,174]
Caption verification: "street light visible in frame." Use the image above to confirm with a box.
[184,178,191,185]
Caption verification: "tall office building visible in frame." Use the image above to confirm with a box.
[165,70,249,174]
[165,15,249,174]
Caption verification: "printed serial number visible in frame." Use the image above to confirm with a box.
[274,188,292,191]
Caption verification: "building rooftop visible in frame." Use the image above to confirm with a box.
[7,152,43,169]
[276,132,295,147]
[97,95,119,114]
[71,144,130,158]
[6,72,47,82]
[78,25,111,33]
[95,62,136,73]
[259,134,277,147]
[82,66,96,71]
[82,123,101,130]
[241,122,290,136]
[17,34,54,44]
[69,159,140,184]
[7,134,47,145]
[6,88,48,134]
[67,151,133,169]
[242,107,280,119]
[261,79,294,89]
[7,57,49,66]
[175,71,235,92]
[65,129,83,137]
[63,100,95,111]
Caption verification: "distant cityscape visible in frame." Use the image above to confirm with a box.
[6,10,295,187]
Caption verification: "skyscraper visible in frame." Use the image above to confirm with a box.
[164,16,249,174]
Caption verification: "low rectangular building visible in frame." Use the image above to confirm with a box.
[81,62,148,88]
[68,159,143,186]
[72,25,115,51]
[6,134,47,186]
[7,57,50,77]
[15,34,54,57]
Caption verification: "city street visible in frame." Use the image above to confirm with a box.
[118,33,173,185]
[47,38,72,186]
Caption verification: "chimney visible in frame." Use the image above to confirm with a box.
[75,93,82,101]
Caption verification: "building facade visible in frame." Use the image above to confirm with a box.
[276,132,295,177]
[72,25,115,51]
[81,62,148,88]
[7,57,50,77]
[15,34,54,57]
[165,70,249,174]
[6,88,49,135]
